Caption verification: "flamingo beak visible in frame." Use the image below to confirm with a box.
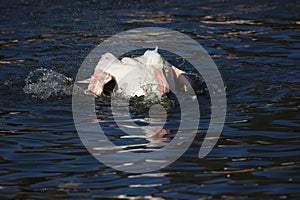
[77,78,90,84]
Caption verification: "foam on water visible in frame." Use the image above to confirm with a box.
[23,68,73,100]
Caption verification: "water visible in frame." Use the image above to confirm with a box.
[23,68,72,100]
[1,0,299,199]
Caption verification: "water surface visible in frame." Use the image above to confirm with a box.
[0,0,299,199]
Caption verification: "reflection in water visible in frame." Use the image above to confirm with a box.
[0,0,299,199]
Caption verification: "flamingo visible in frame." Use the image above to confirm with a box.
[83,47,192,97]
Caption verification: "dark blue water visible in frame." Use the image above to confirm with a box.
[1,0,299,199]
